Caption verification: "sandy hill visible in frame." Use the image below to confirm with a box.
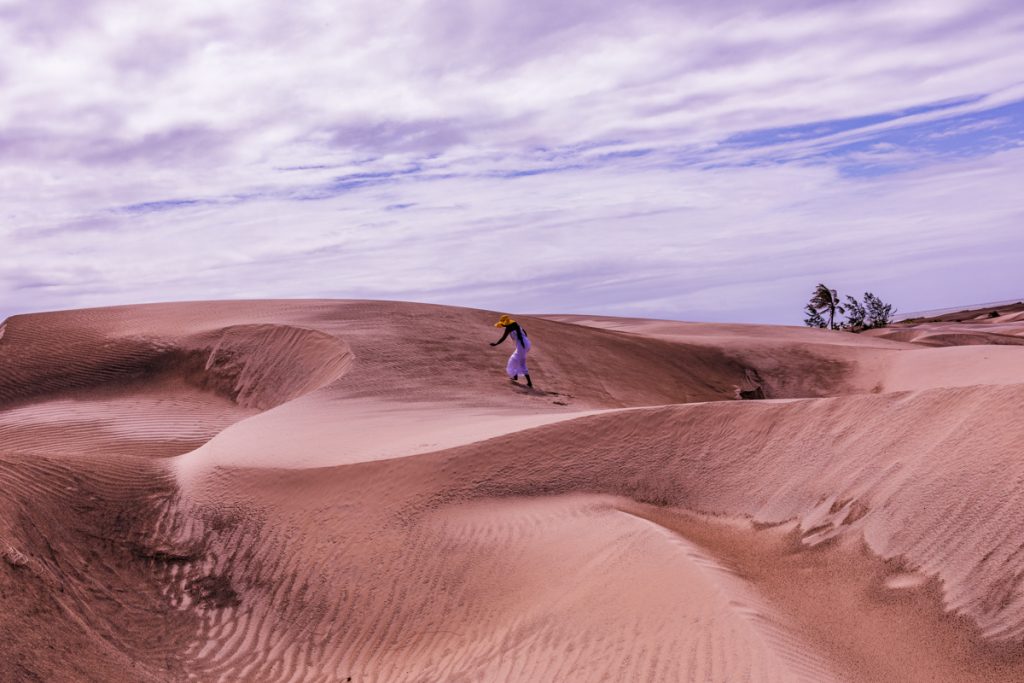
[2,300,1024,682]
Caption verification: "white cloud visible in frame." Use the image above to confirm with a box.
[1,0,1022,321]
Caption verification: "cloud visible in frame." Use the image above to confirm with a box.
[1,0,1023,323]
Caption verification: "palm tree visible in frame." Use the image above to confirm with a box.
[810,283,845,330]
[803,303,827,328]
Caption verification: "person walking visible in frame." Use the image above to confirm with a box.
[491,315,533,388]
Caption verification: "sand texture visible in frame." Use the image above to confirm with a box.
[2,300,1024,682]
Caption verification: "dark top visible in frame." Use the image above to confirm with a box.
[493,322,527,347]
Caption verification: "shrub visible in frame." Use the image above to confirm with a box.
[844,295,867,329]
[863,292,896,328]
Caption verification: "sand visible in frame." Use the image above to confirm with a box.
[2,300,1024,681]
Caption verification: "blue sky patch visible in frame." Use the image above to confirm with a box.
[712,95,1024,177]
[119,198,205,213]
[722,95,986,148]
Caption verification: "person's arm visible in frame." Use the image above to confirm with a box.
[491,327,512,346]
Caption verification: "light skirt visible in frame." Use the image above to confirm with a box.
[506,334,532,377]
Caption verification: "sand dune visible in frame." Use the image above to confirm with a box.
[3,300,1024,681]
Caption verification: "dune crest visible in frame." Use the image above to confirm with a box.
[3,300,1024,681]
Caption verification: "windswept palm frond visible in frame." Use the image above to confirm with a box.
[810,283,843,329]
[810,283,836,309]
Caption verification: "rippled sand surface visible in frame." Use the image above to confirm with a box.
[3,300,1024,681]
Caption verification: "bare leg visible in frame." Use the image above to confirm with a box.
[525,374,533,388]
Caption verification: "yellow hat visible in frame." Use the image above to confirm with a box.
[494,314,514,327]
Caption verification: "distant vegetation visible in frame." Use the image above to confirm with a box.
[805,284,842,330]
[804,284,896,330]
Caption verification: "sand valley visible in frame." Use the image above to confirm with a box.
[3,299,1024,682]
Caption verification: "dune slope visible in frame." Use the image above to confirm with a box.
[2,300,1024,682]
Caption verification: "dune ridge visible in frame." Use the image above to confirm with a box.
[2,300,1024,681]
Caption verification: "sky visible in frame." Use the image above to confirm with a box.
[2,0,1023,324]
